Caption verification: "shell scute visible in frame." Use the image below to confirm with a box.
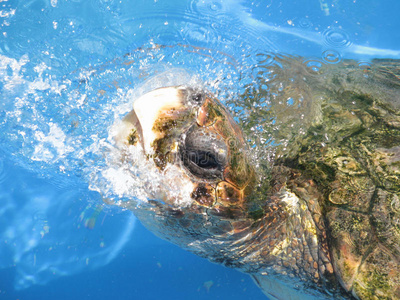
[371,189,400,258]
[352,247,400,300]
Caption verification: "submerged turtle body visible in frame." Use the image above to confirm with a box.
[269,58,400,299]
[113,58,400,299]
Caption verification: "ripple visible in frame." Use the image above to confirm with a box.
[0,158,8,184]
[323,27,352,49]
[298,18,312,28]
[256,52,276,67]
[181,23,219,45]
[303,59,324,75]
[322,49,341,64]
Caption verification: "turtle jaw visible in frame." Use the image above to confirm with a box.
[114,86,197,154]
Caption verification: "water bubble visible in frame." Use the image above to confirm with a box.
[323,28,351,49]
[357,61,371,70]
[358,61,372,77]
[303,59,324,74]
[286,97,294,106]
[322,49,341,64]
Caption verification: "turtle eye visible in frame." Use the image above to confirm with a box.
[183,88,204,106]
[180,148,223,180]
[185,150,220,170]
[190,92,204,103]
[180,126,226,180]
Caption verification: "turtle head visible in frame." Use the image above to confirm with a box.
[115,86,257,214]
[113,86,264,273]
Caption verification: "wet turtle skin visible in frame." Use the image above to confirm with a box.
[113,58,400,300]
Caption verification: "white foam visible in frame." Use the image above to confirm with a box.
[31,122,74,162]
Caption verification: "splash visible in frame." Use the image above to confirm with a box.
[0,44,245,290]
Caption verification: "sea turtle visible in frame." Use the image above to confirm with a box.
[112,57,400,299]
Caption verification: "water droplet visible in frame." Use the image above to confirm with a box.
[323,28,351,49]
[209,2,222,11]
[322,49,341,64]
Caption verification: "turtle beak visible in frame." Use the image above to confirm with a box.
[116,108,145,150]
[115,87,188,153]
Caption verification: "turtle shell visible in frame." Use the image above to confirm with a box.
[248,58,400,299]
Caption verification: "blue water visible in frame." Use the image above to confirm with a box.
[1,0,399,299]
